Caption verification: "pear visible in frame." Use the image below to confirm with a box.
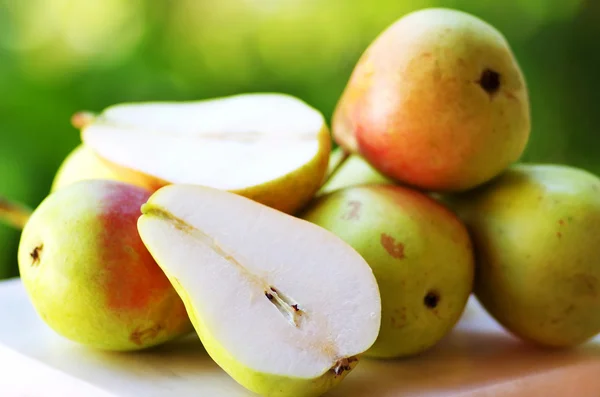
[18,180,191,351]
[300,185,474,358]
[318,153,395,196]
[333,8,530,192]
[50,144,155,192]
[447,164,600,347]
[137,185,381,397]
[81,93,331,214]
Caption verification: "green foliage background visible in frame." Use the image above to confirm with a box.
[0,0,599,279]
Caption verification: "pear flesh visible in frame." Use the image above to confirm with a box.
[137,185,381,397]
[82,93,331,213]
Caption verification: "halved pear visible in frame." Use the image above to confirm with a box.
[81,93,331,214]
[137,185,381,397]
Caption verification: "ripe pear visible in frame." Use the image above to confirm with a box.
[333,8,530,192]
[300,185,474,358]
[447,164,600,347]
[137,185,381,397]
[18,180,192,351]
[50,144,155,192]
[317,152,394,196]
[81,93,331,214]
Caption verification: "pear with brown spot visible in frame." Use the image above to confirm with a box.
[332,8,530,192]
[17,180,192,351]
[300,185,474,358]
[445,164,600,347]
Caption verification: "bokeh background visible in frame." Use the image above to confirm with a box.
[0,0,599,279]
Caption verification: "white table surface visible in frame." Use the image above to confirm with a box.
[1,277,599,397]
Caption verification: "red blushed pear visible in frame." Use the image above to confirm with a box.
[300,185,474,358]
[17,180,192,351]
[333,8,531,192]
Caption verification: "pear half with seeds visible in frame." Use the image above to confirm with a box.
[82,93,331,214]
[137,185,381,397]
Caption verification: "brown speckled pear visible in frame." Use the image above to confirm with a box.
[301,185,474,358]
[446,164,600,347]
[18,180,191,351]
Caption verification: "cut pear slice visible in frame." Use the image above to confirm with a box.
[81,93,331,214]
[137,185,381,397]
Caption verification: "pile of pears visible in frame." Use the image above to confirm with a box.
[4,8,600,397]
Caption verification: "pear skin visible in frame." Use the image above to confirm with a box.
[18,180,191,351]
[301,185,474,358]
[51,144,157,192]
[447,164,600,347]
[238,129,330,214]
[333,8,530,192]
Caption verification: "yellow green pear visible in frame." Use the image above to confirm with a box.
[18,180,192,351]
[137,185,381,397]
[51,144,155,192]
[80,93,331,214]
[300,185,474,358]
[447,164,600,347]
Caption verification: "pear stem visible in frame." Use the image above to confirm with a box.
[0,196,32,230]
[71,111,97,130]
[322,147,350,186]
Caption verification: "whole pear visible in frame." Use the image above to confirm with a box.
[51,144,156,192]
[300,185,474,358]
[448,164,600,347]
[333,8,530,192]
[18,180,192,351]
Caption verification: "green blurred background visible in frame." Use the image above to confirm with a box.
[0,0,599,279]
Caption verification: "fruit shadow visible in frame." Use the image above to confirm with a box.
[328,326,600,397]
[86,333,214,374]
[54,333,244,395]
